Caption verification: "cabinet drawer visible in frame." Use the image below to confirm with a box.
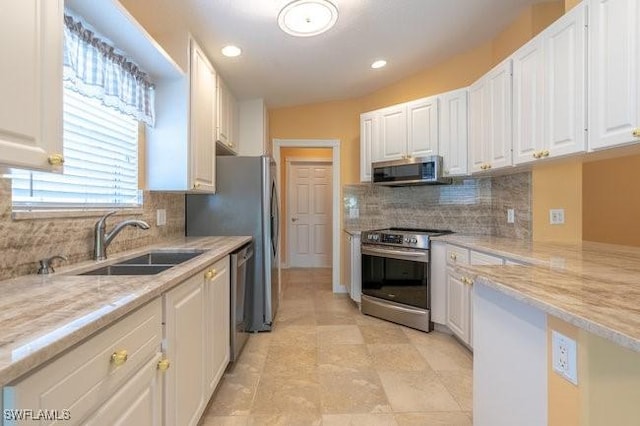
[4,299,162,425]
[470,250,504,265]
[446,245,470,266]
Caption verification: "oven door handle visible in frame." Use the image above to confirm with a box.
[361,246,429,263]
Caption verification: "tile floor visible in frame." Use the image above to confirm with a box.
[201,268,473,426]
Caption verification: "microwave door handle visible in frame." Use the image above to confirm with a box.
[362,247,429,263]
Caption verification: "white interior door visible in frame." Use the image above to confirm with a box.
[288,161,332,268]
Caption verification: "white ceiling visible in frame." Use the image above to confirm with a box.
[148,0,544,108]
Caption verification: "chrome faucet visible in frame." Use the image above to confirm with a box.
[94,211,150,261]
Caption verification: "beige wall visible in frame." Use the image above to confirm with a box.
[532,160,583,243]
[279,148,333,266]
[548,316,581,426]
[548,315,640,426]
[582,155,640,246]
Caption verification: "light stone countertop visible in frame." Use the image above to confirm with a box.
[0,236,252,387]
[433,234,640,353]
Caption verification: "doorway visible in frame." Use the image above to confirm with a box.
[287,160,333,268]
[273,139,343,293]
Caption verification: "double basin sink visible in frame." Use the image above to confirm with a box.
[80,249,206,276]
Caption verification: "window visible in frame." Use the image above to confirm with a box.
[12,88,142,209]
[11,11,155,212]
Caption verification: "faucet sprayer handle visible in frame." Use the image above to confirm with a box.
[37,255,68,275]
[95,210,118,230]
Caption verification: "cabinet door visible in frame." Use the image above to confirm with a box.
[513,37,545,165]
[190,40,216,192]
[487,60,513,170]
[407,96,439,158]
[217,78,230,146]
[589,0,640,150]
[468,80,489,173]
[84,353,163,426]
[228,91,239,152]
[544,4,587,157]
[446,268,470,345]
[360,112,378,181]
[439,89,468,176]
[379,105,407,161]
[0,0,63,172]
[164,274,206,426]
[205,257,230,398]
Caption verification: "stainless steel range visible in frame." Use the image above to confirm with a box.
[360,228,452,332]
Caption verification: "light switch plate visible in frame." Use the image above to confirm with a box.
[549,209,565,225]
[507,209,515,224]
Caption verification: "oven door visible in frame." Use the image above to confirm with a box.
[361,245,429,309]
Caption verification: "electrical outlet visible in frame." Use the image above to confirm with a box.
[549,208,565,225]
[349,208,359,219]
[507,209,515,224]
[156,209,166,226]
[552,330,578,385]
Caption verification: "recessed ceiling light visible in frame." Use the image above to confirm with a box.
[221,45,242,57]
[371,60,387,69]
[278,0,339,37]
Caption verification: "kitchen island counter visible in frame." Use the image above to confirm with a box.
[433,234,640,353]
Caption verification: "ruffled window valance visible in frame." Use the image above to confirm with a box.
[63,13,155,126]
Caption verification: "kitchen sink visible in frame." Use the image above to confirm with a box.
[117,249,206,265]
[80,264,173,276]
[78,249,206,276]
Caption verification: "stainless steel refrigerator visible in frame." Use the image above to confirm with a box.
[186,156,280,332]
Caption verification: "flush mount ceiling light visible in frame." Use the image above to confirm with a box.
[371,59,387,69]
[221,45,242,57]
[278,0,339,37]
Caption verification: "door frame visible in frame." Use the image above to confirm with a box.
[286,158,333,269]
[273,139,344,294]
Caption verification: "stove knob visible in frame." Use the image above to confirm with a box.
[410,238,418,244]
[404,238,410,243]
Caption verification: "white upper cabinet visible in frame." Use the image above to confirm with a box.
[469,59,513,173]
[190,40,217,192]
[147,37,217,192]
[379,104,408,161]
[217,77,239,153]
[589,0,640,150]
[439,89,468,176]
[407,96,439,158]
[360,111,378,182]
[0,0,64,172]
[513,2,586,164]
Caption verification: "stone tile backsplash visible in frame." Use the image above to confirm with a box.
[343,172,531,239]
[0,178,185,280]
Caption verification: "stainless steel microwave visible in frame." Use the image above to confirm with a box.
[372,155,451,186]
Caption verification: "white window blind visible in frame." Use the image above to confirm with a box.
[12,87,142,209]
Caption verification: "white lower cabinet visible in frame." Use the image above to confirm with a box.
[164,272,207,426]
[84,353,163,426]
[3,300,163,425]
[342,232,362,303]
[164,255,230,426]
[430,241,447,325]
[446,266,472,345]
[3,255,231,426]
[205,257,230,398]
[445,245,505,349]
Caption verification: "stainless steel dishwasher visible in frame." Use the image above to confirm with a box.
[230,242,254,362]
